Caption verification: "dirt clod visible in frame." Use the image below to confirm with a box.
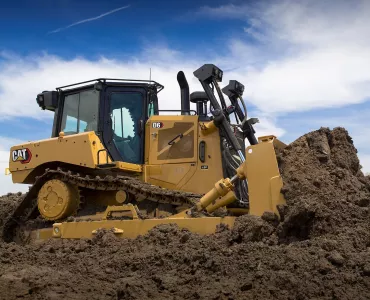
[0,127,369,300]
[327,250,345,266]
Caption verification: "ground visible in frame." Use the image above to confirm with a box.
[0,127,369,300]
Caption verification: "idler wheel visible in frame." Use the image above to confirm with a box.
[37,179,79,220]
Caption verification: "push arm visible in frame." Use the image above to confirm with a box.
[193,163,247,213]
[193,64,246,162]
[222,80,258,145]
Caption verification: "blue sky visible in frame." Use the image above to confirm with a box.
[1,0,370,193]
[0,0,247,59]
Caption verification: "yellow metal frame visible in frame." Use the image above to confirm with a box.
[50,216,236,239]
[9,131,144,184]
[243,135,286,216]
[29,204,237,241]
[97,161,143,173]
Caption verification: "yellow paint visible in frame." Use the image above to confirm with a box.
[206,191,236,213]
[9,132,108,183]
[5,168,10,175]
[244,136,286,216]
[147,115,198,164]
[98,161,143,173]
[180,122,224,193]
[37,179,79,220]
[50,216,236,239]
[145,164,194,189]
[145,119,224,195]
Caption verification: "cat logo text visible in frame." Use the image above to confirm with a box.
[12,148,32,164]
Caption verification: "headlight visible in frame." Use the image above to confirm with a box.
[231,80,245,96]
[36,94,44,108]
[221,80,245,97]
[194,64,224,83]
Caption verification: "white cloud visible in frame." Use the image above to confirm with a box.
[253,113,286,138]
[0,1,368,119]
[359,154,370,174]
[0,52,199,119]
[198,4,249,19]
[199,0,370,114]
[0,136,26,150]
[3,0,370,118]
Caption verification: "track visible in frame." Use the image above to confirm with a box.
[2,167,202,243]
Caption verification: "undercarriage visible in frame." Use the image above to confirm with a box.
[2,167,202,243]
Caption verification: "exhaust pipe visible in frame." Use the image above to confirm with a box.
[177,71,190,115]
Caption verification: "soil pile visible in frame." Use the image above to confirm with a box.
[0,127,369,300]
[0,192,22,231]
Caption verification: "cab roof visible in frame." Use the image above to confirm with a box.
[56,78,164,93]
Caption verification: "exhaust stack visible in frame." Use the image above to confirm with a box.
[177,71,190,115]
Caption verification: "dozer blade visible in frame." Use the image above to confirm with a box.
[244,135,287,216]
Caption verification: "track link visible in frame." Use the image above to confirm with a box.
[2,168,202,243]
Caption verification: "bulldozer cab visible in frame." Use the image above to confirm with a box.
[37,79,163,165]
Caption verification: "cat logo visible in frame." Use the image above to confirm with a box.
[12,148,32,164]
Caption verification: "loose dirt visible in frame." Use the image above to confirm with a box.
[0,127,369,300]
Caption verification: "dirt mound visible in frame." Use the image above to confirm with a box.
[0,127,369,300]
[0,192,23,230]
[276,127,370,243]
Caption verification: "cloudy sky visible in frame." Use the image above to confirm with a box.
[0,0,370,194]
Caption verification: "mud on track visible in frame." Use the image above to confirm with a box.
[0,127,369,300]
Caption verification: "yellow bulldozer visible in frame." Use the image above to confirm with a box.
[3,64,286,243]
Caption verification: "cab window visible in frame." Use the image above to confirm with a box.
[148,102,155,117]
[61,90,99,135]
[110,92,143,164]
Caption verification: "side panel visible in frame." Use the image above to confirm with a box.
[147,115,198,164]
[144,117,224,195]
[144,164,195,190]
[9,132,109,184]
[180,123,224,194]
